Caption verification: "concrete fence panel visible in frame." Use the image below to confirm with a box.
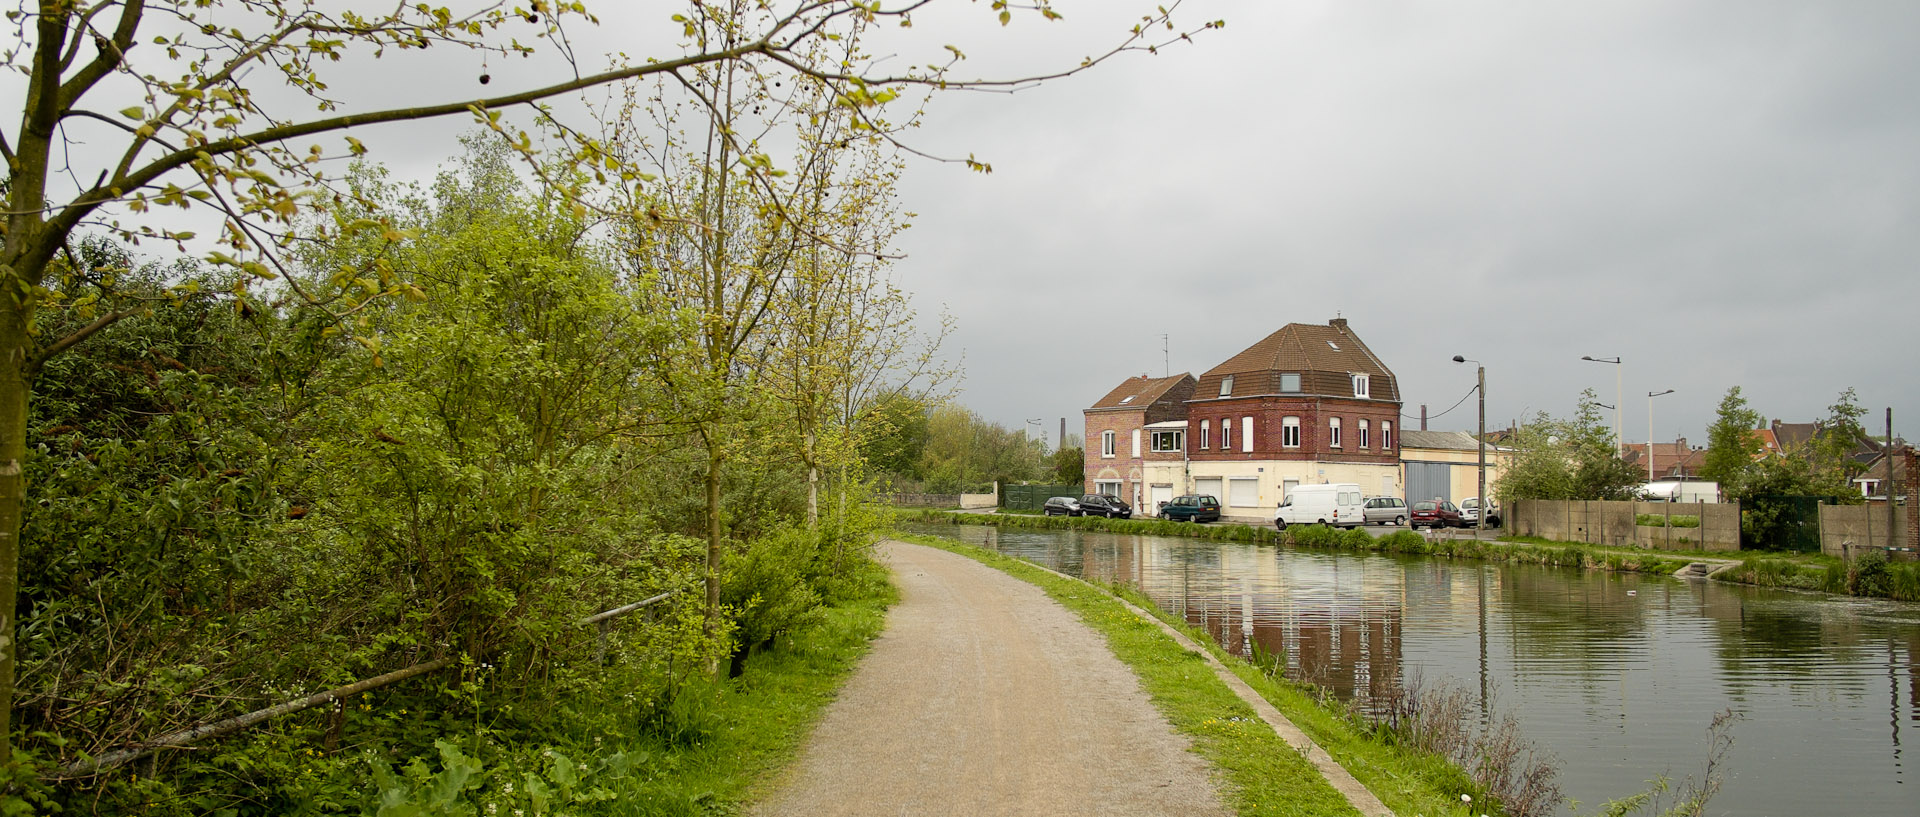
[1818,504,1908,558]
[1512,499,1740,550]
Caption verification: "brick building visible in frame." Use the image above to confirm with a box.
[1182,319,1403,518]
[1082,373,1196,512]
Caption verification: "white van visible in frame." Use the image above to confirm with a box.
[1273,483,1366,530]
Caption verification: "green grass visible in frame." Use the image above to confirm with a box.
[896,531,1487,817]
[1634,514,1700,528]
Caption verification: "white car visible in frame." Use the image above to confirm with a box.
[1459,497,1502,528]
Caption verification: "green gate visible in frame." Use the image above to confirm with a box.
[1744,495,1837,552]
[1002,483,1082,512]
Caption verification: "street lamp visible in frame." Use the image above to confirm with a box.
[1453,355,1486,533]
[1026,418,1045,452]
[1646,390,1674,483]
[1580,355,1623,454]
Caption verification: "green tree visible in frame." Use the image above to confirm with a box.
[1700,386,1763,497]
[0,0,1214,757]
[1050,445,1086,486]
[1495,390,1640,501]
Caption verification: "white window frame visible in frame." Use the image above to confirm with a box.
[1101,429,1116,458]
[1241,415,1254,452]
[1199,420,1211,450]
[1359,419,1370,449]
[1280,372,1301,393]
[1131,429,1141,458]
[1330,417,1342,448]
[1222,418,1232,451]
[1150,430,1185,453]
[1383,421,1393,450]
[1094,479,1122,497]
[1219,375,1234,397]
[1282,416,1301,448]
[1353,373,1370,399]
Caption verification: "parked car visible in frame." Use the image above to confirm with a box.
[1042,496,1082,517]
[1273,483,1365,530]
[1363,496,1409,526]
[1159,494,1221,523]
[1459,497,1502,528]
[1410,499,1465,529]
[1079,494,1133,519]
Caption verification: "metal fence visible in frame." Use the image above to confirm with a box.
[1746,495,1835,553]
[1002,483,1082,512]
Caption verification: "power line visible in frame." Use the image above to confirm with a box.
[1403,384,1478,423]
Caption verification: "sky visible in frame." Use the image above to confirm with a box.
[870,0,1920,450]
[14,1,1919,450]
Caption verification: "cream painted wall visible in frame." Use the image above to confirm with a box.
[1187,460,1400,517]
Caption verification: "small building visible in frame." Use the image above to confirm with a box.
[1083,373,1196,510]
[1397,430,1507,503]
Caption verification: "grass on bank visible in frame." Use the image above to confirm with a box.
[894,531,1486,817]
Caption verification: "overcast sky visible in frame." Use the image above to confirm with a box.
[19,1,1919,449]
[870,0,1920,449]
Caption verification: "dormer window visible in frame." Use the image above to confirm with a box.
[1219,376,1234,397]
[1280,373,1300,393]
[1352,374,1370,399]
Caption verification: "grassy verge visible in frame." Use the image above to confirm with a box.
[895,531,1484,817]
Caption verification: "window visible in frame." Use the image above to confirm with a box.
[1330,417,1342,448]
[1219,375,1234,397]
[1861,479,1881,497]
[1151,430,1185,453]
[1095,480,1122,497]
[1383,421,1393,450]
[1280,373,1301,393]
[1119,395,1135,404]
[1282,416,1301,448]
[1222,419,1232,450]
[1353,374,1370,399]
[1101,430,1116,458]
[1131,429,1141,458]
[1199,420,1211,450]
[1242,416,1254,452]
[1359,419,1370,449]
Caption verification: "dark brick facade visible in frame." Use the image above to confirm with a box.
[1185,396,1401,465]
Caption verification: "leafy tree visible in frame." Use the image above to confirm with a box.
[1812,388,1871,491]
[1700,386,1762,497]
[1050,445,1086,486]
[0,0,1216,757]
[1495,390,1640,501]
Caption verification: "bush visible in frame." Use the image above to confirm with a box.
[1635,514,1700,528]
[721,527,827,671]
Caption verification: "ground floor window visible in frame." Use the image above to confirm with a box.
[1094,480,1123,497]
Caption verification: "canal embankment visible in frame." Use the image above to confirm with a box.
[905,510,1920,602]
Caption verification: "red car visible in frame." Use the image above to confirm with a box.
[1410,499,1465,530]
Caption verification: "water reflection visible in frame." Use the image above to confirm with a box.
[903,523,1920,817]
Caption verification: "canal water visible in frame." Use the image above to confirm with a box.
[900,523,1920,817]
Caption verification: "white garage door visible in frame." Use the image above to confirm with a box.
[1151,484,1173,515]
[1229,478,1259,508]
[1195,478,1223,502]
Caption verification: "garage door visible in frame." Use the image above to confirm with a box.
[1406,462,1452,504]
[1195,478,1223,503]
[1151,484,1173,515]
[1228,478,1258,508]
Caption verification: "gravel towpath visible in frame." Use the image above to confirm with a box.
[752,540,1230,817]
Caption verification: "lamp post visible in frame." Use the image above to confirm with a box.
[1026,418,1045,453]
[1453,355,1486,533]
[1581,355,1623,454]
[1646,390,1674,483]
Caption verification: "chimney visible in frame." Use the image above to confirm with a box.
[1330,317,1348,331]
[1420,404,1428,431]
[1676,437,1687,450]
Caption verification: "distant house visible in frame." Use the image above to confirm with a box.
[1855,444,1913,502]
[1623,438,1708,480]
[1180,318,1403,518]
[1083,373,1196,510]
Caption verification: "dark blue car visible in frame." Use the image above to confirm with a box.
[1159,494,1221,523]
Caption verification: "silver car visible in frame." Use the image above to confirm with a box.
[1363,496,1409,526]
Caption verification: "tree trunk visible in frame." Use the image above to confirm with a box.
[805,432,819,527]
[704,437,723,672]
[0,307,26,759]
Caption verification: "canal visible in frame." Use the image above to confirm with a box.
[901,523,1920,816]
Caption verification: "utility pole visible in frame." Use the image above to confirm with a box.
[1454,355,1486,533]
[1888,408,1897,550]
